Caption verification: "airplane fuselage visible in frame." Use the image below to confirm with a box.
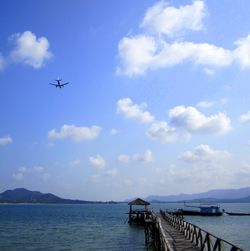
[50,78,69,88]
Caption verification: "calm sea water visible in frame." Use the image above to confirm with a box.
[0,204,146,251]
[0,203,249,250]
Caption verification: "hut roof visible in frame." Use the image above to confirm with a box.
[128,198,150,206]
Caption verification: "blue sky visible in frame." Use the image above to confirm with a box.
[1,0,250,200]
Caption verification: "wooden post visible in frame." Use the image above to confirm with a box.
[129,205,132,224]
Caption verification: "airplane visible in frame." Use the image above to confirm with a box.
[50,78,70,88]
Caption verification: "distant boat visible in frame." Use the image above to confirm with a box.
[225,212,250,216]
[169,203,223,216]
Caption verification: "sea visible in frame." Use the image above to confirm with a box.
[0,203,249,251]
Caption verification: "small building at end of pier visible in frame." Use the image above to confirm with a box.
[128,198,151,225]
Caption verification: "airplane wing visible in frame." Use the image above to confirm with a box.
[49,83,57,86]
[62,82,70,86]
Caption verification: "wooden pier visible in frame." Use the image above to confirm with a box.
[149,211,200,251]
[146,210,244,251]
[127,198,245,251]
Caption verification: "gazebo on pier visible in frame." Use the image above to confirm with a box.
[128,198,151,225]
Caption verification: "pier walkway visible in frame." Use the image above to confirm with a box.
[154,212,200,251]
[148,210,244,251]
[150,211,200,251]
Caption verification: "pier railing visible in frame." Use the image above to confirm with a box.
[151,211,175,251]
[160,210,244,251]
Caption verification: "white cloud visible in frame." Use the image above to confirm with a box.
[117,35,156,76]
[220,98,228,105]
[117,0,250,76]
[179,144,231,163]
[117,98,154,123]
[42,173,50,181]
[141,0,206,37]
[33,166,44,173]
[118,154,130,163]
[110,128,119,135]
[48,124,101,142]
[89,155,106,169]
[146,121,177,143]
[197,99,227,109]
[105,168,118,177]
[118,150,153,164]
[117,36,233,76]
[18,166,27,173]
[240,111,250,123]
[12,165,49,182]
[133,149,153,163]
[12,166,27,181]
[12,172,24,181]
[169,105,231,134]
[203,68,215,75]
[197,101,215,108]
[0,136,13,146]
[10,31,52,68]
[233,35,250,69]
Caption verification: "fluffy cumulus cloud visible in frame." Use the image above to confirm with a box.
[117,99,231,144]
[12,166,27,181]
[197,99,227,108]
[118,154,130,163]
[179,144,231,163]
[18,167,27,173]
[117,1,250,76]
[133,149,153,163]
[48,124,101,142]
[240,111,250,123]
[117,36,234,76]
[233,35,250,69]
[141,0,206,37]
[117,35,156,76]
[12,172,24,181]
[117,98,154,123]
[110,128,119,135]
[33,166,44,173]
[146,121,177,143]
[197,101,215,108]
[10,31,52,68]
[12,165,49,182]
[89,155,106,169]
[105,168,118,177]
[203,67,215,76]
[0,136,13,146]
[169,106,231,134]
[118,150,153,164]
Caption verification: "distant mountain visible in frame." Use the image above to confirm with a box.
[184,196,250,203]
[150,196,250,204]
[145,187,250,202]
[0,188,101,204]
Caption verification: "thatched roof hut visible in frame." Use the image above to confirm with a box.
[128,198,151,225]
[128,198,150,206]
